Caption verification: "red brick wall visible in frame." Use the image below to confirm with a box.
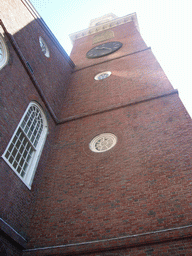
[12,19,73,118]
[0,31,45,240]
[0,37,58,247]
[26,94,192,252]
[1,0,73,118]
[89,238,192,256]
[0,0,73,249]
[23,235,192,255]
[61,49,174,119]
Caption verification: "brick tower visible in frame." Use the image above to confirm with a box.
[27,13,192,255]
[1,2,192,255]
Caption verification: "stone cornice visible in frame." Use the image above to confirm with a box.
[69,13,139,44]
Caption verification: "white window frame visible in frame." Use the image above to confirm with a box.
[39,36,50,58]
[0,34,9,70]
[2,102,48,189]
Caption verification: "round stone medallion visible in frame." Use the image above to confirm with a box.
[89,133,117,153]
[94,71,111,80]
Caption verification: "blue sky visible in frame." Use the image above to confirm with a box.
[30,0,192,117]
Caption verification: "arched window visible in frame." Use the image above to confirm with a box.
[2,102,48,189]
[0,34,9,70]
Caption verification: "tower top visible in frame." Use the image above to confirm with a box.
[69,12,139,44]
[89,13,118,27]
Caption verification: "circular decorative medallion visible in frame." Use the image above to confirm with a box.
[94,71,111,80]
[89,133,117,153]
[39,36,50,58]
[0,34,9,70]
[86,41,122,59]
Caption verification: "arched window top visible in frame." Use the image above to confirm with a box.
[2,102,48,189]
[0,34,9,70]
[21,104,44,147]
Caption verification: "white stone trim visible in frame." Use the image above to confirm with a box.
[69,13,139,44]
[89,13,118,27]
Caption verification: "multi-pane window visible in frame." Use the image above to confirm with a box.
[2,102,48,189]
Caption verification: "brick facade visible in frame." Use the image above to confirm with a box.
[0,1,192,255]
